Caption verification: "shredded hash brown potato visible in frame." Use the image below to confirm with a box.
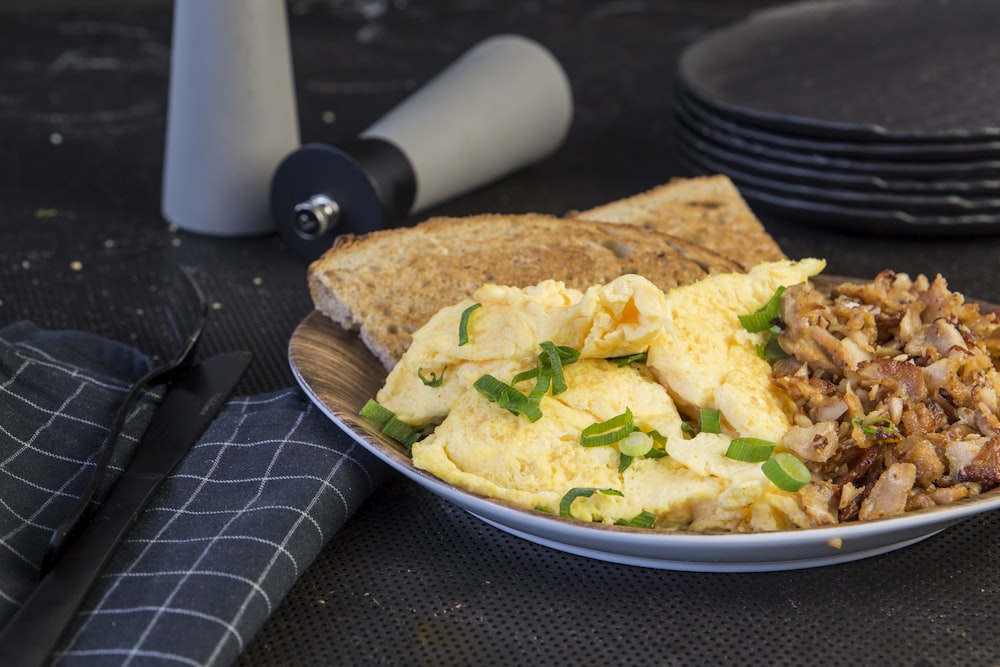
[774,270,1000,524]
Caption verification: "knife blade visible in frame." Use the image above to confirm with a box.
[0,350,252,667]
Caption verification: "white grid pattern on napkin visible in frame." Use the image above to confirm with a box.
[0,324,391,666]
[58,390,387,666]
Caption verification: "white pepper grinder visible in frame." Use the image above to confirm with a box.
[270,34,574,259]
[162,0,299,237]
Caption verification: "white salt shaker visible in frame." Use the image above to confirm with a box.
[161,0,299,236]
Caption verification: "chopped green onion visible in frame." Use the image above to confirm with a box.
[682,411,721,436]
[552,344,581,365]
[762,452,812,492]
[541,343,579,395]
[647,430,668,447]
[620,431,667,467]
[699,408,722,434]
[510,367,539,385]
[458,303,481,346]
[539,341,569,395]
[382,416,420,448]
[360,399,395,426]
[739,310,776,334]
[473,374,543,422]
[610,352,647,367]
[359,400,421,449]
[580,408,635,447]
[756,325,790,361]
[614,511,656,529]
[525,368,555,404]
[417,367,446,387]
[725,437,776,463]
[852,416,898,436]
[512,342,580,403]
[526,366,552,403]
[558,487,623,518]
[618,431,667,472]
[580,427,633,447]
[618,431,653,457]
[738,286,786,333]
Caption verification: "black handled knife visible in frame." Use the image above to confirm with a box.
[0,350,252,667]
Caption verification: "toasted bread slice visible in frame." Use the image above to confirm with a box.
[309,213,741,369]
[572,174,786,267]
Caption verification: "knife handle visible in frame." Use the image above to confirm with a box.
[0,473,160,667]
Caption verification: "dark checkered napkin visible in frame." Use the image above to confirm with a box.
[0,322,391,666]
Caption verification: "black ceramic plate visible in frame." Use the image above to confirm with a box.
[739,185,1000,235]
[673,112,1000,198]
[677,86,1000,162]
[673,98,1000,180]
[680,152,1000,234]
[674,132,1000,216]
[675,135,1000,235]
[679,0,1000,141]
[673,117,1000,196]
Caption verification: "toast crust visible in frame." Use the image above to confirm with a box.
[573,175,786,267]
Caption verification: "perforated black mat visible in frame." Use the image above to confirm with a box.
[239,477,1000,667]
[3,1,1000,666]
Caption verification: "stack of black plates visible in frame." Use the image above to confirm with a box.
[673,0,1000,235]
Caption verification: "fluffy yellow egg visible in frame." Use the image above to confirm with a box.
[647,258,825,441]
[412,359,685,522]
[378,274,667,424]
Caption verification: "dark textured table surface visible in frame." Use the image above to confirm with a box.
[2,1,1000,665]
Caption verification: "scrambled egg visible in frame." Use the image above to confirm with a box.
[378,274,667,423]
[375,259,827,532]
[648,258,827,443]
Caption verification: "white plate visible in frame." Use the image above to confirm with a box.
[289,309,1000,572]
